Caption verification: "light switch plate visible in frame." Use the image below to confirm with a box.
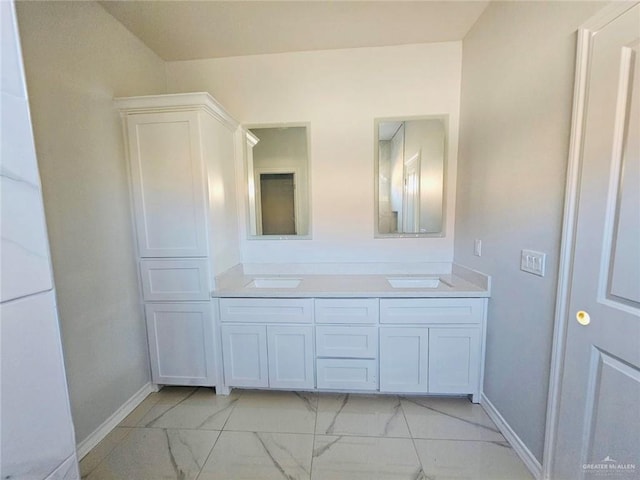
[521,249,546,277]
[474,239,482,257]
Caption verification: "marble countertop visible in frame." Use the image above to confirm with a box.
[212,264,490,298]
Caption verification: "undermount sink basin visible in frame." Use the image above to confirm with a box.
[247,278,302,289]
[387,277,440,289]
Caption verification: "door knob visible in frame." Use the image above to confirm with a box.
[576,310,591,326]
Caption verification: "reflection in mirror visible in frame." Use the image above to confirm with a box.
[375,117,446,236]
[247,125,310,237]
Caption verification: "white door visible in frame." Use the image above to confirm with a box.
[267,325,314,389]
[428,327,480,397]
[553,6,640,479]
[126,111,208,257]
[221,324,268,387]
[379,327,429,393]
[145,303,216,386]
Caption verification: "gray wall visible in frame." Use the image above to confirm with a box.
[16,1,166,444]
[455,1,605,462]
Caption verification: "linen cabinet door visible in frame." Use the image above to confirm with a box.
[379,327,429,393]
[267,325,314,389]
[221,325,268,388]
[428,327,480,396]
[145,303,216,386]
[126,111,208,258]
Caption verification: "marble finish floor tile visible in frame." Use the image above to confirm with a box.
[414,439,535,479]
[311,435,425,480]
[137,389,240,430]
[83,388,535,480]
[198,431,313,480]
[401,396,504,441]
[118,386,199,427]
[224,390,318,434]
[84,428,219,480]
[315,394,410,438]
[79,427,132,478]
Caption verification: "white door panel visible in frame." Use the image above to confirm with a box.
[379,327,428,393]
[221,325,268,388]
[267,325,314,389]
[127,112,208,257]
[553,6,640,479]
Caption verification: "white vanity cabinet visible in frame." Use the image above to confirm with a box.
[379,298,485,401]
[219,298,315,389]
[116,93,240,388]
[217,295,486,402]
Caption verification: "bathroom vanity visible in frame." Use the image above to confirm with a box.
[115,92,490,404]
[213,266,489,402]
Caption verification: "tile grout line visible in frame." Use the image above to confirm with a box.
[194,388,244,480]
[399,396,430,480]
[310,392,321,479]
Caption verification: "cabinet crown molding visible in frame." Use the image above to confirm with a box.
[114,92,239,131]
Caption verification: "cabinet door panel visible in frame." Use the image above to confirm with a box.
[379,327,428,393]
[428,327,480,395]
[127,112,208,257]
[267,325,314,389]
[221,325,268,387]
[145,303,216,386]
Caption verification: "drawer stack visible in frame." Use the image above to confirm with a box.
[315,299,379,391]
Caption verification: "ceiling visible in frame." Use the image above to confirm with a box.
[99,1,489,61]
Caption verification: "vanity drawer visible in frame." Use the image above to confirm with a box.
[316,326,378,358]
[380,298,484,325]
[140,259,210,301]
[219,298,313,324]
[316,359,378,391]
[315,298,379,324]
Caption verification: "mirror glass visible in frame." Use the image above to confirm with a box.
[247,125,310,237]
[375,117,446,236]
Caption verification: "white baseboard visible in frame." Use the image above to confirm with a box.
[76,382,156,460]
[480,392,543,480]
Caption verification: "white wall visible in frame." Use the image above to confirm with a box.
[1,2,78,477]
[16,1,167,444]
[455,1,606,463]
[166,42,461,267]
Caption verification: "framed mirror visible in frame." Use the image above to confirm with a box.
[246,125,311,238]
[374,116,447,237]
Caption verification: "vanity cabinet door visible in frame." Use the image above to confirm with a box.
[379,327,429,393]
[428,327,481,395]
[267,325,314,389]
[145,303,216,386]
[221,325,268,388]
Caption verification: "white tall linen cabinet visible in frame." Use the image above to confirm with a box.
[115,93,241,388]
